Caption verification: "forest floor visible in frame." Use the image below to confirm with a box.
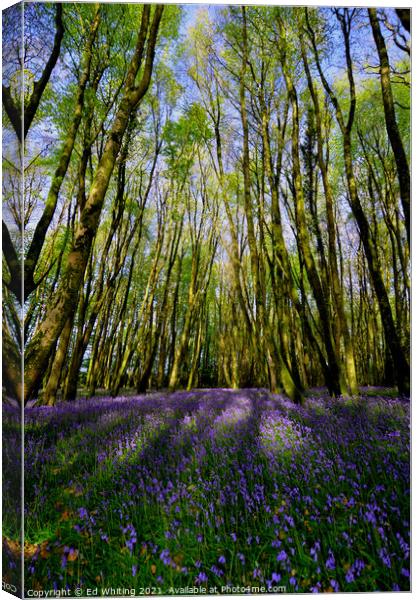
[3,388,410,594]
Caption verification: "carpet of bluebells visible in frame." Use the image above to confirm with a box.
[3,388,410,594]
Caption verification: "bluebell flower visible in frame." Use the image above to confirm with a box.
[325,551,336,570]
[277,550,287,562]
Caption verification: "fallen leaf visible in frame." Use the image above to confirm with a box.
[33,582,43,591]
[24,542,40,559]
[40,542,50,559]
[4,537,41,560]
[67,548,79,562]
[64,486,83,497]
[3,537,21,558]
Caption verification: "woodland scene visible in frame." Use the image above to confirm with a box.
[2,2,410,595]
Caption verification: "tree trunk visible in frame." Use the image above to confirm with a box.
[43,317,73,405]
[280,48,343,396]
[307,7,409,395]
[368,8,410,246]
[22,5,164,403]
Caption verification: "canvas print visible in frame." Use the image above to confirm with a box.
[2,2,410,597]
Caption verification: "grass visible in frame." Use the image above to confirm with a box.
[2,388,410,594]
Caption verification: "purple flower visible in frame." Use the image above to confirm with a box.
[353,559,365,575]
[159,549,171,566]
[364,510,377,525]
[277,550,287,562]
[396,533,410,558]
[78,507,88,520]
[196,572,208,584]
[310,541,320,562]
[211,565,223,577]
[330,579,340,592]
[325,551,336,570]
[345,569,355,583]
[379,547,392,568]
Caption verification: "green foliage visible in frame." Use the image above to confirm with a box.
[162,102,213,179]
[8,1,409,403]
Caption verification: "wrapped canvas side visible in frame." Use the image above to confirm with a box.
[2,2,24,597]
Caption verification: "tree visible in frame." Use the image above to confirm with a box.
[3,4,409,404]
[368,8,410,246]
[305,7,409,395]
[6,4,165,403]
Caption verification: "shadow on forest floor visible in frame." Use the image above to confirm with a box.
[2,387,410,594]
